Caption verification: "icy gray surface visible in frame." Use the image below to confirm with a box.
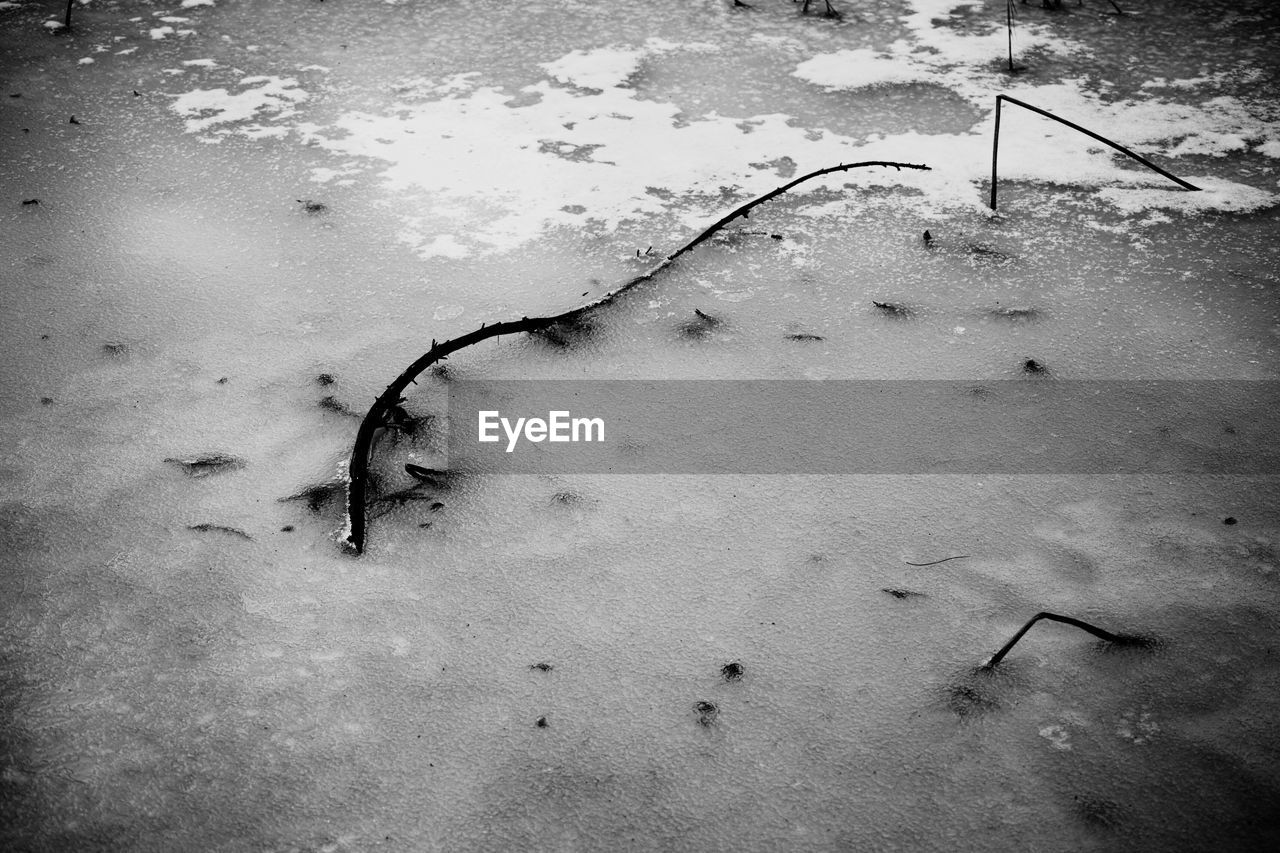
[2,0,1280,850]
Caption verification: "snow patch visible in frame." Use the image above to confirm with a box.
[542,46,645,90]
[794,49,935,90]
[170,76,308,135]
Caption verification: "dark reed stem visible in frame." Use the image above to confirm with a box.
[989,94,1201,210]
[980,611,1125,669]
[345,160,931,554]
[1006,1,1015,74]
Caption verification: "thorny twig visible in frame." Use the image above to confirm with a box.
[343,160,931,554]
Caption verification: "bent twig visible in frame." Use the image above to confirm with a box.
[980,611,1149,669]
[989,94,1200,210]
[344,159,931,553]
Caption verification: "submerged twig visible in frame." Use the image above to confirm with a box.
[344,159,931,553]
[980,611,1152,670]
[904,555,970,566]
[989,94,1200,211]
[187,523,252,540]
[165,454,245,477]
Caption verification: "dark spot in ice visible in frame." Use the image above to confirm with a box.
[922,229,933,247]
[316,373,335,386]
[550,491,582,506]
[1022,358,1048,375]
[538,139,610,163]
[882,588,924,599]
[679,308,721,340]
[102,342,129,357]
[20,198,39,206]
[694,701,719,726]
[40,397,53,406]
[535,716,549,728]
[429,501,445,512]
[1073,794,1123,829]
[721,662,744,682]
[1224,516,1238,525]
[530,662,553,672]
[1223,424,1236,435]
[785,332,825,341]
[297,199,327,214]
[68,116,79,124]
[561,204,586,214]
[405,464,451,490]
[281,525,294,532]
[872,300,913,319]
[39,334,49,340]
[216,377,228,384]
[318,395,356,416]
[964,242,1012,265]
[532,315,595,349]
[165,454,246,477]
[946,670,1005,718]
[187,523,252,540]
[990,306,1039,321]
[280,480,344,513]
[431,364,452,381]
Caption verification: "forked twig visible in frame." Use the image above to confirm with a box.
[980,610,1151,670]
[344,159,931,553]
[989,94,1200,210]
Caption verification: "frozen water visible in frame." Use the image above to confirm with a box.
[2,0,1280,850]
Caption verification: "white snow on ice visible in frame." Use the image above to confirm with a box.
[170,76,308,135]
[159,0,1280,258]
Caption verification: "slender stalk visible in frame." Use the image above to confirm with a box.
[1006,0,1015,74]
[980,611,1142,669]
[345,159,931,554]
[988,94,1200,211]
[65,0,73,29]
[990,95,1003,210]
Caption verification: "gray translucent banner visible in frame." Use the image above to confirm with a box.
[445,380,1280,474]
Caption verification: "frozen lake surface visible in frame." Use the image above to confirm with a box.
[2,0,1280,850]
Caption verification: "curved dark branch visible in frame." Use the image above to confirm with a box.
[344,160,931,553]
[980,611,1150,669]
